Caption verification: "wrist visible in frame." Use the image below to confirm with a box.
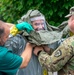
[37,50,42,56]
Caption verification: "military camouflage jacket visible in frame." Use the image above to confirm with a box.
[38,35,74,74]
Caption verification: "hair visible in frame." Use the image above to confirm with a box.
[0,20,5,38]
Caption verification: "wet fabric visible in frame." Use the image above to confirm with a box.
[28,30,63,45]
[5,34,43,75]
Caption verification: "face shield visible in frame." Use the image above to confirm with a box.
[30,15,47,31]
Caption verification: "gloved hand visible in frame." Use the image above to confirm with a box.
[10,22,34,36]
[16,22,34,33]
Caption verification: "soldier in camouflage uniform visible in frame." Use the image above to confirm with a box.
[33,6,74,75]
[65,6,74,36]
[34,35,74,75]
[59,6,74,38]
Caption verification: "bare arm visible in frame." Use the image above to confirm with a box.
[20,43,33,68]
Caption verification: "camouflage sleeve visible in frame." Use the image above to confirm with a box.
[38,36,74,72]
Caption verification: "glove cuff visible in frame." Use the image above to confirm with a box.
[10,25,19,36]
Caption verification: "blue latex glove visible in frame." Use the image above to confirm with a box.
[16,22,34,33]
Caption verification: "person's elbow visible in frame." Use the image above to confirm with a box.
[20,57,29,68]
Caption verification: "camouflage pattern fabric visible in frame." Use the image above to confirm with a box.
[38,35,74,75]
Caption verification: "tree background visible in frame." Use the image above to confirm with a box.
[0,0,74,26]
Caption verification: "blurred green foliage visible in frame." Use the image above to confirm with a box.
[0,0,74,26]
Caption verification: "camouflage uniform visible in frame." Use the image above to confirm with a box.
[37,7,74,74]
[15,7,74,75]
[62,6,74,37]
[38,35,74,75]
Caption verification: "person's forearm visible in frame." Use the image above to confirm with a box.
[38,42,73,72]
[38,50,62,72]
[5,23,14,28]
[20,43,33,68]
